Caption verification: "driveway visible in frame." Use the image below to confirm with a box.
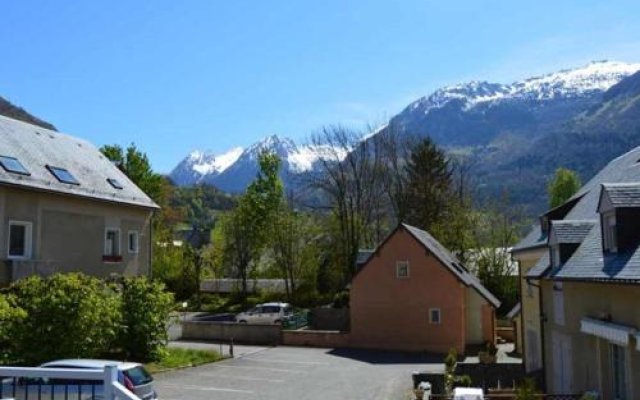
[155,345,442,400]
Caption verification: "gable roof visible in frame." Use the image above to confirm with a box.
[359,223,500,308]
[599,183,640,208]
[0,115,158,209]
[550,220,597,244]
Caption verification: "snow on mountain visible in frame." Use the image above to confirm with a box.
[188,147,244,176]
[410,60,640,115]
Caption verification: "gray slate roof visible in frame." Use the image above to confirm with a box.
[601,183,640,208]
[551,220,597,244]
[526,251,550,279]
[553,225,640,282]
[401,223,501,308]
[515,146,640,252]
[511,224,547,253]
[0,115,158,209]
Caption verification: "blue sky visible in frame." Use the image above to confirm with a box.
[1,1,640,172]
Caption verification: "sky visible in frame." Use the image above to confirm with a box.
[1,1,640,173]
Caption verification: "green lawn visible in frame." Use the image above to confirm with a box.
[146,347,223,373]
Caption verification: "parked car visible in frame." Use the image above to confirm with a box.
[0,359,157,400]
[235,302,293,324]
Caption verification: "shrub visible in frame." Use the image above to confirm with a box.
[117,277,174,362]
[8,274,122,365]
[0,294,26,363]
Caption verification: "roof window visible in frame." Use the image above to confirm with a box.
[46,165,79,185]
[107,178,123,190]
[0,156,30,176]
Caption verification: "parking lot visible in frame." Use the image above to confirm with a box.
[155,344,442,400]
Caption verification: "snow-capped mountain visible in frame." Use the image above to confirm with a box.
[409,60,640,116]
[170,134,348,192]
[170,60,640,197]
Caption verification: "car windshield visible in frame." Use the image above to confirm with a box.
[124,366,153,386]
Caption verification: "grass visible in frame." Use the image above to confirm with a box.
[146,347,224,373]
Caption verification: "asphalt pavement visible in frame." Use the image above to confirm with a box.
[155,344,439,400]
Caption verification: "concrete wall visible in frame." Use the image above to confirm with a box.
[542,281,640,398]
[511,247,545,372]
[350,227,474,354]
[182,321,281,345]
[310,307,350,331]
[282,330,350,348]
[0,186,152,283]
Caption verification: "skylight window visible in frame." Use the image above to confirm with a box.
[46,165,79,185]
[107,178,123,190]
[0,156,30,176]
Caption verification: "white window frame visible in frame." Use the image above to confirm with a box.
[104,228,121,257]
[429,308,441,324]
[396,261,410,278]
[7,220,33,260]
[127,231,139,254]
[603,212,617,253]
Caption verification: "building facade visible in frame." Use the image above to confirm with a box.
[350,223,500,354]
[0,115,158,284]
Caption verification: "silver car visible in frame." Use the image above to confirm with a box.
[235,302,293,324]
[1,359,157,400]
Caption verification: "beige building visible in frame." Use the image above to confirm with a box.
[0,115,158,285]
[513,145,640,397]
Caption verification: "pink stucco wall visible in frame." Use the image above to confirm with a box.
[349,226,493,354]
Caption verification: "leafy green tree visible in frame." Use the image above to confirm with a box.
[0,295,26,364]
[217,151,284,299]
[270,207,321,301]
[548,167,581,208]
[100,143,166,204]
[117,277,174,362]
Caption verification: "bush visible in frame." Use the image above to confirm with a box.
[117,277,174,362]
[7,274,122,365]
[0,295,26,363]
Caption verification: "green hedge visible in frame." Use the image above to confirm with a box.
[0,273,173,365]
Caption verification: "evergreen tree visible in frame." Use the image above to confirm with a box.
[401,137,453,231]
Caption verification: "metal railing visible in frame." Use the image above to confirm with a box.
[0,365,140,400]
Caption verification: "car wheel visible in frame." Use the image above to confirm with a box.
[239,320,247,324]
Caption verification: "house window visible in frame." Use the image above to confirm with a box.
[128,231,139,253]
[603,212,617,253]
[610,343,628,400]
[429,308,441,324]
[104,228,121,257]
[396,261,410,278]
[8,221,32,259]
[553,282,565,326]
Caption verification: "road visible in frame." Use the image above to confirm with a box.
[155,345,442,400]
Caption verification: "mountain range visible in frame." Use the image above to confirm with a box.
[169,60,640,214]
[3,60,640,215]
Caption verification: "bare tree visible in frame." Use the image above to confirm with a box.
[306,125,388,280]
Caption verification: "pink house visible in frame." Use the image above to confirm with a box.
[350,223,500,354]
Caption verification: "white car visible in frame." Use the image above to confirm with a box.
[1,359,158,400]
[235,302,293,325]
